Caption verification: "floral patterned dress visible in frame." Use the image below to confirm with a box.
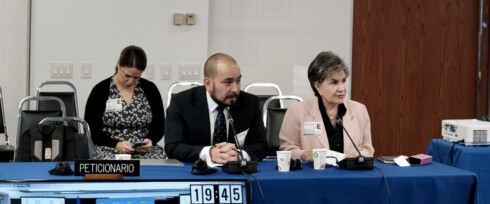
[93,80,164,159]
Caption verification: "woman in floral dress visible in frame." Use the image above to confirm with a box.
[84,45,165,159]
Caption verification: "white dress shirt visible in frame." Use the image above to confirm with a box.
[199,91,250,167]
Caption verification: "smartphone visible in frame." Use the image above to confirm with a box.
[132,141,147,148]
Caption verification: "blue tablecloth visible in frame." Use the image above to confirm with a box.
[0,160,479,204]
[428,139,489,204]
[251,160,478,204]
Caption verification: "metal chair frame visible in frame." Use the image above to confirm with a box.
[244,82,284,109]
[262,95,303,156]
[244,83,283,96]
[166,81,202,107]
[39,117,94,159]
[16,96,66,154]
[36,80,79,117]
[262,95,303,128]
[0,87,10,146]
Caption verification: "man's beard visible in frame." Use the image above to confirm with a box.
[210,89,239,107]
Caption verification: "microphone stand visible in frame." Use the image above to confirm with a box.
[222,115,258,174]
[336,117,374,170]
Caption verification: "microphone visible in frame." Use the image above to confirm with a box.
[336,116,374,170]
[221,114,258,174]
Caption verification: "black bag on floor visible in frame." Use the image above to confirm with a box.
[0,144,15,162]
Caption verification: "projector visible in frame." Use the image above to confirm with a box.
[442,119,490,145]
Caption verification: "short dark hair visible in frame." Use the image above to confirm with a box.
[307,51,350,96]
[118,45,147,71]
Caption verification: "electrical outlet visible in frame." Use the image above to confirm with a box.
[186,13,196,25]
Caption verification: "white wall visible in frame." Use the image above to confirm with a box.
[0,0,28,145]
[208,0,353,100]
[0,0,353,147]
[30,0,209,118]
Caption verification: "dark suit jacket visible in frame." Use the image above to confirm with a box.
[164,86,267,162]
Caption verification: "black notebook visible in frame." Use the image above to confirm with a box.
[377,156,397,164]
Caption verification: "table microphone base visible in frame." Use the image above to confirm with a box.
[338,157,374,170]
[222,161,257,174]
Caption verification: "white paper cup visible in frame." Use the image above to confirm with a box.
[276,151,292,172]
[115,154,131,160]
[312,149,327,170]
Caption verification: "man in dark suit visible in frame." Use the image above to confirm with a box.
[165,53,267,165]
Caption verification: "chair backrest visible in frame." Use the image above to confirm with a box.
[263,95,303,156]
[36,81,78,117]
[16,96,66,159]
[39,117,94,160]
[0,87,7,140]
[244,83,283,114]
[266,108,288,156]
[0,87,15,162]
[257,95,280,115]
[166,81,202,107]
[37,81,78,131]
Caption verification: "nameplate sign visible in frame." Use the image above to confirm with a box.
[74,160,140,176]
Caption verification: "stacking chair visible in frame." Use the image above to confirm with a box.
[262,95,303,156]
[0,87,15,162]
[244,83,283,115]
[36,81,79,118]
[39,117,94,160]
[37,81,79,131]
[166,81,202,107]
[14,96,66,161]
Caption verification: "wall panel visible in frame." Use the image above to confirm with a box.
[352,0,486,155]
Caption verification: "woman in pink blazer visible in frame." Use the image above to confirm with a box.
[279,51,374,160]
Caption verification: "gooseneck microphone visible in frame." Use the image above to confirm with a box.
[221,114,258,174]
[336,117,374,170]
[229,116,247,167]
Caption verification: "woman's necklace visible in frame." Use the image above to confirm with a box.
[327,114,336,121]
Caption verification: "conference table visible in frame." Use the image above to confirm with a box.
[0,159,479,204]
[428,139,490,204]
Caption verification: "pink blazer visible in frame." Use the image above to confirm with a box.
[279,98,374,160]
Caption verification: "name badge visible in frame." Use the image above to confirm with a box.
[105,98,123,112]
[304,122,322,136]
[74,160,140,176]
